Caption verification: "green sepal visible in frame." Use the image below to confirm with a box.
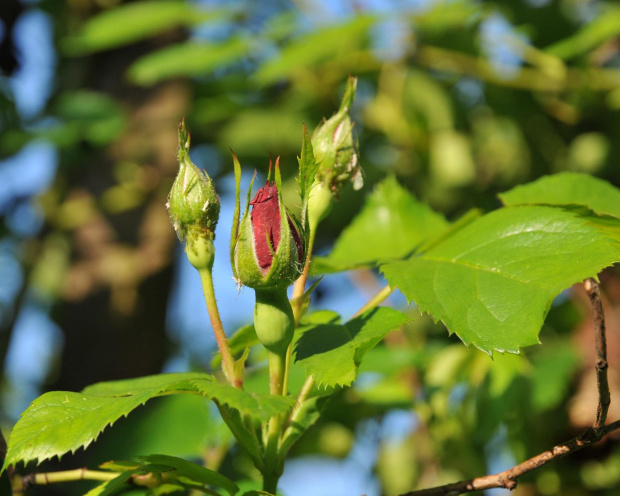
[230,153,257,286]
[339,74,356,112]
[230,150,242,278]
[298,123,319,231]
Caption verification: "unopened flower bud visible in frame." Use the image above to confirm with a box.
[231,156,306,291]
[312,76,363,195]
[168,119,220,243]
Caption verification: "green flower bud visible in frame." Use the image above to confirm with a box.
[168,119,220,270]
[312,76,363,196]
[230,155,307,291]
[168,119,220,241]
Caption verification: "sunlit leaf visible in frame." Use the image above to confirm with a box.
[128,38,249,86]
[314,176,448,273]
[499,172,620,219]
[62,2,226,55]
[4,373,293,469]
[294,307,409,387]
[255,16,374,84]
[382,206,620,354]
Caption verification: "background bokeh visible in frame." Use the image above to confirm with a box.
[1,0,620,494]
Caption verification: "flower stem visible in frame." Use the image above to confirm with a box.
[291,226,317,324]
[34,469,118,484]
[11,468,118,493]
[261,350,287,493]
[284,222,318,395]
[353,284,394,317]
[198,268,241,388]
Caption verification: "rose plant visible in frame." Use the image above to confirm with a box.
[3,77,620,495]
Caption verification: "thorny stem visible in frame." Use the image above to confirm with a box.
[198,268,241,388]
[401,277,617,496]
[584,277,610,428]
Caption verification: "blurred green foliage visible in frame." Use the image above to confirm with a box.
[2,0,620,494]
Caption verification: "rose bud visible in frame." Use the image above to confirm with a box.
[311,76,363,196]
[168,119,220,269]
[231,156,306,291]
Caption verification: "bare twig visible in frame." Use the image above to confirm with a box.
[584,278,610,428]
[401,278,617,496]
[401,421,620,496]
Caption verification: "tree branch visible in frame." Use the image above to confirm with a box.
[401,277,617,496]
[584,278,610,428]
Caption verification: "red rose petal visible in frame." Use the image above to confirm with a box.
[250,181,281,271]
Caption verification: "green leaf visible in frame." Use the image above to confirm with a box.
[85,373,294,422]
[128,38,249,86]
[138,454,239,496]
[82,372,202,396]
[4,376,197,469]
[294,307,409,387]
[4,373,293,469]
[295,323,356,387]
[190,380,295,423]
[382,206,620,354]
[545,6,620,60]
[499,172,620,219]
[84,472,134,496]
[298,309,341,327]
[62,2,225,55]
[314,176,449,273]
[254,16,373,85]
